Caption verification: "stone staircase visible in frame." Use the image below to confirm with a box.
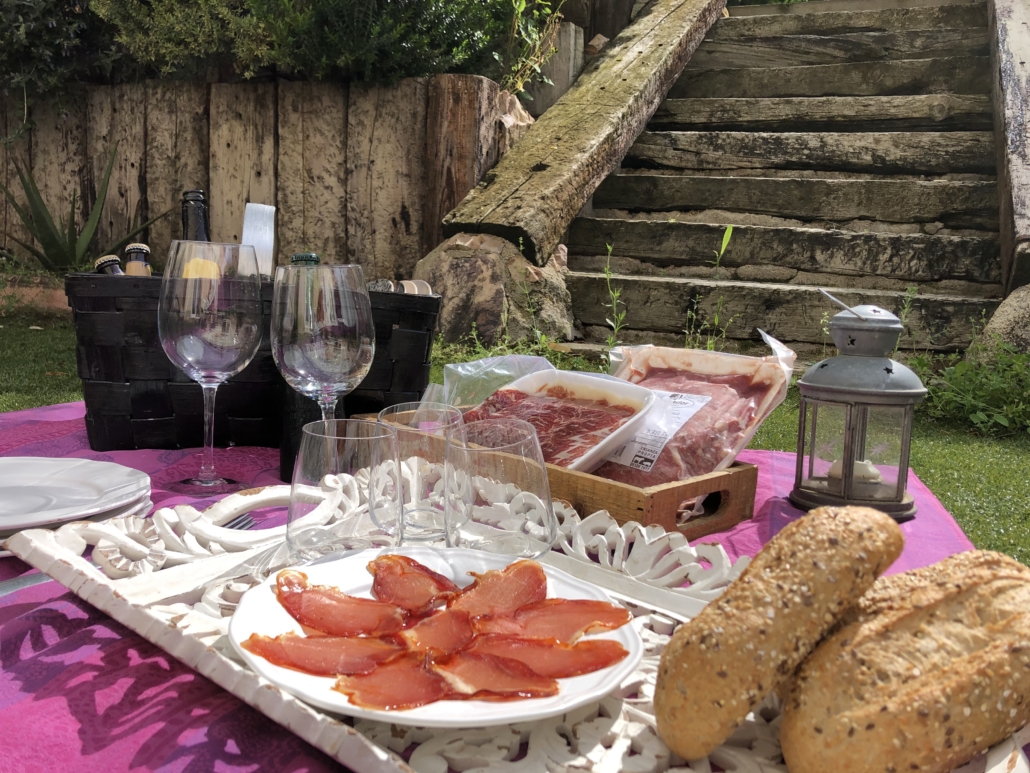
[564,0,1000,352]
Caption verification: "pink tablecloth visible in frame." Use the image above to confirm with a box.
[0,402,974,772]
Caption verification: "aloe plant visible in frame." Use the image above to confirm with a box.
[0,143,169,272]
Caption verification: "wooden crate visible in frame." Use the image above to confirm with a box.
[546,462,757,541]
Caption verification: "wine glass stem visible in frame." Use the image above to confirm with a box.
[318,396,338,424]
[199,383,219,483]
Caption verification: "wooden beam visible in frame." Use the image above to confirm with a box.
[443,0,727,265]
[626,131,996,175]
[709,4,987,38]
[567,272,997,350]
[277,81,348,264]
[669,56,992,99]
[423,75,501,256]
[145,82,208,270]
[727,0,981,17]
[688,28,988,69]
[594,175,999,230]
[346,78,429,280]
[523,22,586,118]
[990,0,1030,291]
[651,95,993,132]
[209,83,276,245]
[566,217,1001,283]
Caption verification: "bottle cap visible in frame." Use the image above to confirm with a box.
[94,255,122,271]
[125,243,151,256]
[290,252,321,265]
[183,190,206,202]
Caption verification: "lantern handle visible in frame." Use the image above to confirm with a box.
[819,288,870,321]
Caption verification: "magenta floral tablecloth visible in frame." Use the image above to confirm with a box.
[0,402,975,772]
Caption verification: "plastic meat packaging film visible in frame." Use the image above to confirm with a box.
[594,333,795,490]
[422,355,555,409]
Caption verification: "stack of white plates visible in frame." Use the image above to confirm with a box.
[0,458,152,557]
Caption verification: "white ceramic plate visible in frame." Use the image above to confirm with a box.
[229,546,644,728]
[0,458,151,532]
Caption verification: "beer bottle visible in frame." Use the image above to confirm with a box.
[94,255,125,275]
[182,190,210,242]
[124,243,152,276]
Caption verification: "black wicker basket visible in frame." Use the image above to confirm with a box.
[66,274,441,457]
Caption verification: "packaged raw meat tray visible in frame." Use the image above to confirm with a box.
[461,371,655,471]
[593,336,795,488]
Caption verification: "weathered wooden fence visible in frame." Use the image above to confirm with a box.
[0,75,530,279]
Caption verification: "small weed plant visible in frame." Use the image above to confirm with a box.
[684,294,740,351]
[602,242,626,365]
[708,225,733,279]
[894,285,919,356]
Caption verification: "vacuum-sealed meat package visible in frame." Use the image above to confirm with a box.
[594,333,795,487]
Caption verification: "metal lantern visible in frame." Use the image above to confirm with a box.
[789,294,927,522]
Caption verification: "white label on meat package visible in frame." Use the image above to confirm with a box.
[605,390,712,472]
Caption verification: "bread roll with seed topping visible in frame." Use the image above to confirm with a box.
[655,506,903,759]
[781,550,1030,773]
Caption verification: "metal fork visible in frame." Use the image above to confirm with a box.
[0,512,257,598]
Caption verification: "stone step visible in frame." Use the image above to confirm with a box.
[593,174,998,230]
[566,218,1001,284]
[651,95,993,132]
[688,28,988,69]
[728,0,981,18]
[566,272,998,350]
[710,4,985,38]
[669,56,990,99]
[625,131,995,175]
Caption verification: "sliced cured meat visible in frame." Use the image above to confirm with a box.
[368,554,459,614]
[333,653,451,710]
[242,633,403,676]
[466,634,629,678]
[473,598,631,643]
[275,570,405,637]
[448,560,547,619]
[462,387,636,467]
[399,609,474,656]
[432,651,558,699]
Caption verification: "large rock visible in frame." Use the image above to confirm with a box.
[413,233,573,344]
[982,284,1030,353]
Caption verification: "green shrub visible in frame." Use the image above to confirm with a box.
[910,335,1030,436]
[0,0,119,118]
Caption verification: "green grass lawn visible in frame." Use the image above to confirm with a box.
[2,313,1027,564]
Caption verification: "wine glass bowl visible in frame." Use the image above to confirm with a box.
[444,418,557,558]
[272,264,375,422]
[158,241,262,492]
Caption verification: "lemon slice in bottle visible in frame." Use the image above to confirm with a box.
[182,257,221,280]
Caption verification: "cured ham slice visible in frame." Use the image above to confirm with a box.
[275,570,405,637]
[448,560,547,619]
[399,609,475,656]
[473,598,631,643]
[334,653,451,710]
[465,634,629,679]
[368,554,459,614]
[242,633,403,676]
[432,652,558,699]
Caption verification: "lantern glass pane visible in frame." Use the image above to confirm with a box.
[850,405,906,501]
[799,400,848,495]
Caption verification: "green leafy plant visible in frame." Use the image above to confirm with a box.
[820,309,831,358]
[496,0,563,96]
[684,294,740,351]
[0,143,169,272]
[602,242,626,365]
[708,224,733,279]
[894,285,919,356]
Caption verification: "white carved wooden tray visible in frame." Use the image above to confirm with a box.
[4,465,1027,773]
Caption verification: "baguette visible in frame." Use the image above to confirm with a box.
[655,506,903,759]
[781,550,1030,773]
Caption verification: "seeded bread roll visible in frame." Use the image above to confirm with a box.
[655,506,903,760]
[781,550,1030,773]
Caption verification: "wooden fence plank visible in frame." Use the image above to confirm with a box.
[209,83,277,245]
[423,75,501,257]
[29,93,89,263]
[727,0,981,17]
[87,84,147,255]
[444,0,727,265]
[346,78,428,280]
[145,82,209,270]
[711,3,986,37]
[1,99,32,258]
[277,81,348,264]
